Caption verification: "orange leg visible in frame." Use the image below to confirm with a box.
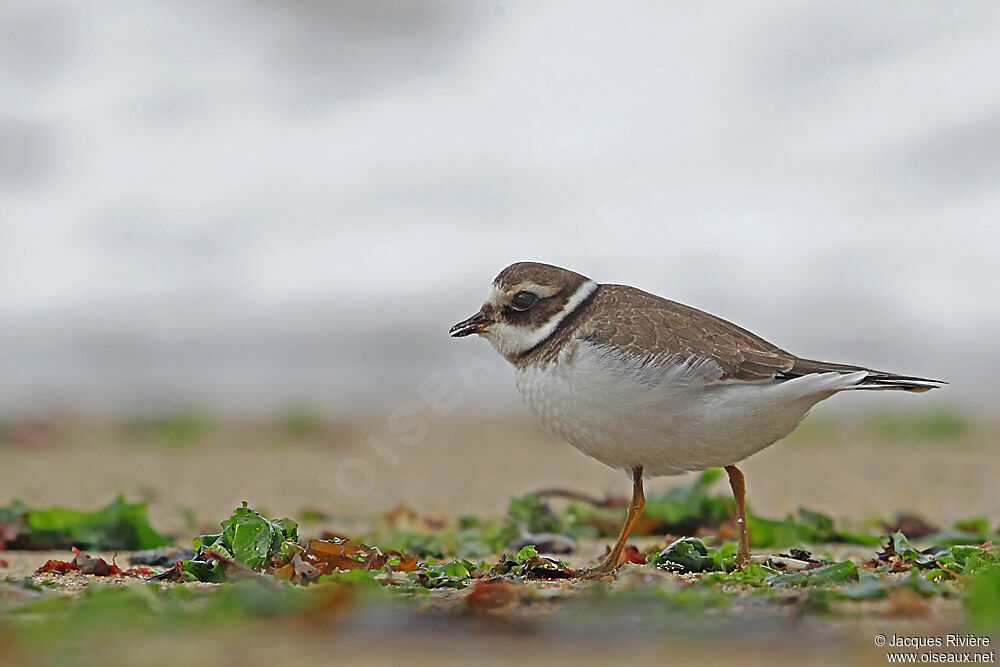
[725,464,751,569]
[578,466,644,576]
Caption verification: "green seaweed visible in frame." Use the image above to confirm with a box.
[0,496,170,551]
[181,503,299,581]
[765,561,858,588]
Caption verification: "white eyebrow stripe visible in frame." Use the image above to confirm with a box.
[509,282,559,298]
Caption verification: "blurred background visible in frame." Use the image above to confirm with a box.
[1,2,998,529]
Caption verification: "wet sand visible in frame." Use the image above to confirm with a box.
[0,415,995,538]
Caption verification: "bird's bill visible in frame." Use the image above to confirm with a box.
[449,310,491,337]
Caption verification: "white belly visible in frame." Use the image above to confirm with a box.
[515,340,860,477]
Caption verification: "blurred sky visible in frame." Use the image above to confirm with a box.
[1,1,998,416]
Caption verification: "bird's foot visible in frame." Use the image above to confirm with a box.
[571,559,620,580]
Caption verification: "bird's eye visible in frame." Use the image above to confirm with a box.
[511,291,539,311]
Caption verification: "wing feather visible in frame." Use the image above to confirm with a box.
[579,285,795,381]
[543,284,942,392]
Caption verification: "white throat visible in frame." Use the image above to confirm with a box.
[482,280,598,359]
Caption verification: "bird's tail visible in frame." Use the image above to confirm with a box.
[782,358,945,393]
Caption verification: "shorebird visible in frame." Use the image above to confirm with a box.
[450,262,942,573]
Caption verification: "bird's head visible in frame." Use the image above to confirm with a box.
[450,262,598,360]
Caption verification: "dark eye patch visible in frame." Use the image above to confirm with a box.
[511,291,539,310]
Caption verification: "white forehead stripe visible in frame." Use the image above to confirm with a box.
[483,280,598,358]
[485,285,505,307]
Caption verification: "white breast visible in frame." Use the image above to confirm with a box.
[515,339,866,477]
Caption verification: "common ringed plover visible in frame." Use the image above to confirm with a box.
[450,262,943,573]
